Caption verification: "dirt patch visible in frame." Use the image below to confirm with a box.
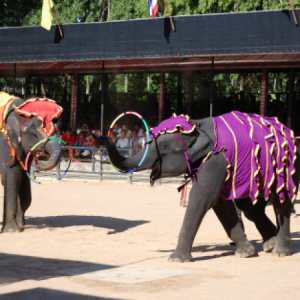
[0,181,300,300]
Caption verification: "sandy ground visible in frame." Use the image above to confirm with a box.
[1,180,300,300]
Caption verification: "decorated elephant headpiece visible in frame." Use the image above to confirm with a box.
[146,113,196,144]
[13,98,63,137]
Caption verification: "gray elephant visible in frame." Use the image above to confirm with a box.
[99,111,300,262]
[0,92,63,232]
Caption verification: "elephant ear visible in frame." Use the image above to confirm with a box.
[186,129,213,164]
[14,98,63,137]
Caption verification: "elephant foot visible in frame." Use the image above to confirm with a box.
[263,236,276,252]
[168,250,193,263]
[2,221,22,233]
[271,242,291,257]
[234,241,255,258]
[16,214,25,228]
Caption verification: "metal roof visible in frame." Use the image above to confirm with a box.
[1,9,300,75]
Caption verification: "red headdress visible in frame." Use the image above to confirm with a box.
[14,98,63,136]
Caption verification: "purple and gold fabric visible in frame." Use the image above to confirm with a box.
[147,112,297,204]
[212,111,296,204]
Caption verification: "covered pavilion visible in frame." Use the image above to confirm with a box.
[1,9,300,132]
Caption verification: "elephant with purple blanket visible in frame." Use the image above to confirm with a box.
[99,111,300,262]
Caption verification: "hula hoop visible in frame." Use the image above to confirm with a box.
[25,137,72,185]
[107,111,150,173]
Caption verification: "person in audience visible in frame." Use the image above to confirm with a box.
[138,130,147,148]
[110,132,118,144]
[86,126,93,137]
[82,133,98,156]
[134,122,144,138]
[130,129,139,149]
[121,124,132,138]
[92,123,101,137]
[74,132,86,157]
[83,133,97,147]
[113,123,121,138]
[56,128,62,140]
[76,122,82,136]
[62,128,75,146]
[61,128,75,158]
[117,129,129,149]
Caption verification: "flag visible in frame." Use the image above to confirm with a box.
[148,0,158,18]
[41,0,54,30]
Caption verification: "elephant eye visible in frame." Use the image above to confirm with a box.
[31,123,36,129]
[161,145,166,149]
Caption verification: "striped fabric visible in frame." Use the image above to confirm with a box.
[148,0,158,18]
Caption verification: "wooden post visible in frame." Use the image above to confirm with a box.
[70,74,78,133]
[101,61,105,135]
[260,69,268,116]
[159,73,165,122]
[25,75,30,98]
[187,72,194,117]
[287,69,295,128]
[210,57,214,117]
[37,76,41,97]
[13,63,16,95]
[177,72,182,114]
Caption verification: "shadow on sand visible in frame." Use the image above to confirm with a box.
[0,252,116,286]
[0,288,124,300]
[22,215,149,235]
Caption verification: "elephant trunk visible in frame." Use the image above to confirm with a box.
[98,136,148,172]
[36,139,61,171]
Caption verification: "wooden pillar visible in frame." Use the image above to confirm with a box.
[287,69,295,128]
[177,73,182,113]
[101,61,105,135]
[260,69,268,116]
[13,63,16,95]
[37,76,41,96]
[70,74,78,133]
[25,75,30,98]
[187,72,194,116]
[159,73,165,122]
[210,57,214,117]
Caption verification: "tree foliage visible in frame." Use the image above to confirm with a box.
[2,0,300,27]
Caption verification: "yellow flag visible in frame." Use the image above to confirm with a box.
[41,0,54,31]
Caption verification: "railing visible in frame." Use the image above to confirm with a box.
[31,146,162,184]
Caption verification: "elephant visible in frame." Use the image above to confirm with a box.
[0,92,63,232]
[99,111,300,262]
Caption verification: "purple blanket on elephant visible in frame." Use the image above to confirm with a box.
[212,111,296,204]
[147,112,297,204]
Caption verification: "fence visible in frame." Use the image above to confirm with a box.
[31,146,174,184]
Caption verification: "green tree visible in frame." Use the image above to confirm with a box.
[0,0,40,26]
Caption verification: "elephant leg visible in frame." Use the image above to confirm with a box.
[169,152,228,262]
[213,198,255,258]
[2,167,22,232]
[271,193,293,257]
[16,172,32,228]
[235,196,277,252]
